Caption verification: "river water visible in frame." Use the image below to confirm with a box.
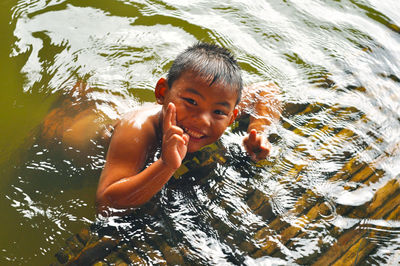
[1,0,400,265]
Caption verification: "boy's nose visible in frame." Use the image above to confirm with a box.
[194,112,211,127]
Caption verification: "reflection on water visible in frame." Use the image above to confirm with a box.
[1,0,400,264]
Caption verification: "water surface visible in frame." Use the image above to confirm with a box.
[1,0,400,264]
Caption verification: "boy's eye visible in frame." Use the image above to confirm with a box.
[183,98,197,105]
[214,110,227,116]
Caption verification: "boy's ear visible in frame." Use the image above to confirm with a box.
[155,78,169,104]
[229,108,239,125]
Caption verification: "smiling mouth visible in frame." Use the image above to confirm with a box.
[183,127,206,139]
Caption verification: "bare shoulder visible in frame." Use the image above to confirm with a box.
[118,103,161,132]
[110,103,161,159]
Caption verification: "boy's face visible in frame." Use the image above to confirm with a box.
[156,71,239,153]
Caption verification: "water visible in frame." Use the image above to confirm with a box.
[1,0,400,264]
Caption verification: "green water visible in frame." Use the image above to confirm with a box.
[1,0,400,264]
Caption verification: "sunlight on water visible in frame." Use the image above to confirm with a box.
[1,0,400,264]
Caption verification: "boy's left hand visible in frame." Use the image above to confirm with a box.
[243,129,271,162]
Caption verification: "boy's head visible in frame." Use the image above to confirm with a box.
[155,43,243,152]
[166,42,243,105]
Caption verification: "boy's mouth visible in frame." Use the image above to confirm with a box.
[183,127,206,139]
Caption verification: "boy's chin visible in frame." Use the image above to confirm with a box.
[187,146,200,153]
[187,143,205,153]
[187,138,219,153]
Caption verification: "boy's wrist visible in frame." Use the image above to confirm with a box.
[159,157,180,172]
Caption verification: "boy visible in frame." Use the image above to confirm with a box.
[96,43,280,215]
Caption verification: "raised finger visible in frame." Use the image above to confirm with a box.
[169,102,176,126]
[163,103,175,132]
[249,129,257,143]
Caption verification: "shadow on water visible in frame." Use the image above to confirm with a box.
[0,89,107,264]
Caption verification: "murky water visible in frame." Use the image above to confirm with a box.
[1,0,400,264]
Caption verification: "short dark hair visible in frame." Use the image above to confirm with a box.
[167,42,243,104]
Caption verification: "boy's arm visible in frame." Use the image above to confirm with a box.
[237,82,281,161]
[96,103,188,214]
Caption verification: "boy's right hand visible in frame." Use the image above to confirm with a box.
[161,103,189,170]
